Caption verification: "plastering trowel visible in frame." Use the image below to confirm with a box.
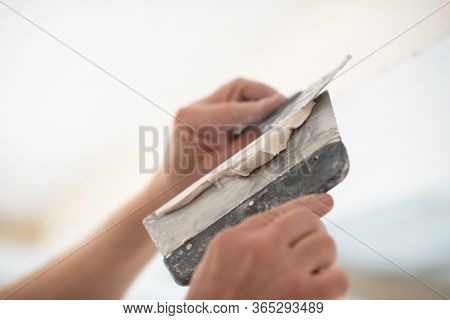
[143,59,350,285]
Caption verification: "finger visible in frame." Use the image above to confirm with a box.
[203,78,281,103]
[310,268,349,299]
[266,194,333,244]
[239,80,280,101]
[291,232,337,272]
[268,209,325,247]
[192,94,284,128]
[292,194,334,217]
[237,196,300,231]
[237,193,332,232]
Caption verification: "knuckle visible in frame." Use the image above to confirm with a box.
[317,232,336,253]
[211,227,237,248]
[266,205,287,219]
[248,235,270,253]
[327,237,337,256]
[301,210,322,229]
[325,234,337,251]
[240,213,267,229]
[175,106,193,124]
[238,216,255,229]
[336,270,350,294]
[232,77,248,86]
[287,276,309,298]
[262,212,279,224]
[246,235,273,262]
[322,234,337,263]
[228,102,241,117]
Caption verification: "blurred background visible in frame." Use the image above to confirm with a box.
[1,0,449,299]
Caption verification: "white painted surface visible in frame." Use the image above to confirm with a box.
[0,0,449,299]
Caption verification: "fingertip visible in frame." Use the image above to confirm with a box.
[266,93,285,105]
[331,268,350,298]
[240,80,280,101]
[257,94,285,113]
[316,193,334,209]
[289,193,334,217]
[238,94,284,124]
[313,268,349,299]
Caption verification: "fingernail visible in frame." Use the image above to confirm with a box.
[263,93,283,101]
[273,94,285,102]
[316,193,333,207]
[258,95,284,112]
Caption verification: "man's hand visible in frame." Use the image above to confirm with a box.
[187,194,348,300]
[152,78,284,197]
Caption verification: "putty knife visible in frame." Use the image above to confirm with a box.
[144,90,349,285]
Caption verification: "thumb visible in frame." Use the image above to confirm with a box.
[236,94,285,124]
[191,94,284,128]
[231,94,285,125]
[237,194,333,232]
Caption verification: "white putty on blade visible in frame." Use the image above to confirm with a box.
[146,91,342,256]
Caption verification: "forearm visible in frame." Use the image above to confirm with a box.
[2,78,285,300]
[2,172,185,299]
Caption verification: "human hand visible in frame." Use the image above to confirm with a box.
[186,194,348,300]
[152,78,284,197]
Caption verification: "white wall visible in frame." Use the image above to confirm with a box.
[1,0,450,299]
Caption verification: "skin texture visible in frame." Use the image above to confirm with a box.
[1,79,347,300]
[187,194,348,299]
